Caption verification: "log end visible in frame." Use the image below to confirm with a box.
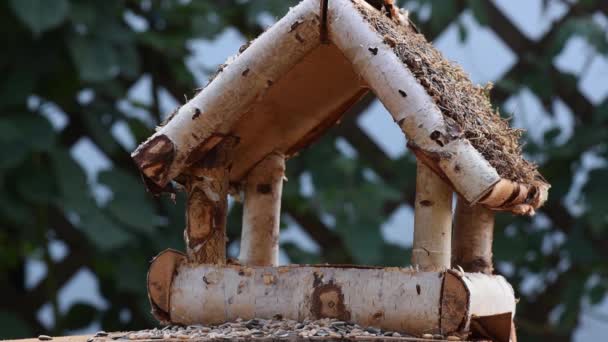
[479,179,550,215]
[132,134,176,188]
[147,249,186,323]
[446,271,516,342]
[440,271,468,334]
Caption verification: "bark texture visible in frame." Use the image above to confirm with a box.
[239,152,285,266]
[131,0,320,187]
[412,162,453,271]
[147,255,516,338]
[452,196,495,274]
[328,0,548,215]
[328,0,500,204]
[183,137,237,264]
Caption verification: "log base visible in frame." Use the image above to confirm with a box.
[148,250,516,342]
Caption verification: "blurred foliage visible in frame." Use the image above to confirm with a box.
[0,0,607,341]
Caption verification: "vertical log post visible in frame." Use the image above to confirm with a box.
[452,197,514,341]
[452,196,495,274]
[183,137,237,264]
[412,162,453,271]
[239,152,286,266]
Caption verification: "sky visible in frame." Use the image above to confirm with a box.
[33,0,608,338]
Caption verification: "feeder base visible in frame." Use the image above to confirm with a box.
[148,250,515,342]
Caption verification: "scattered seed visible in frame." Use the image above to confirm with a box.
[422,333,434,339]
[447,336,462,341]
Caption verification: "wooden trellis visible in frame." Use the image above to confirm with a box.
[131,1,552,342]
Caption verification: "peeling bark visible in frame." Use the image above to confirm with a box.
[452,196,495,274]
[479,178,549,215]
[183,137,237,264]
[412,162,453,271]
[239,152,285,266]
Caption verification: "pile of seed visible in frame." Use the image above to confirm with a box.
[113,318,463,341]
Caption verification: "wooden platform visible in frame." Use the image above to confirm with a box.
[12,333,472,342]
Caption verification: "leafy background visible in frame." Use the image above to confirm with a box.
[1,0,607,341]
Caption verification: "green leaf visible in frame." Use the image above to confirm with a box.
[62,302,98,330]
[98,169,160,234]
[282,242,321,264]
[0,192,34,226]
[583,169,608,233]
[79,211,132,251]
[457,20,467,43]
[9,0,69,35]
[15,162,57,205]
[467,0,489,26]
[49,148,97,215]
[551,17,608,58]
[0,142,29,170]
[589,283,606,305]
[1,115,56,151]
[115,257,147,293]
[0,311,32,339]
[68,35,118,82]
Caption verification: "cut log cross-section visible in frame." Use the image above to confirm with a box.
[239,152,286,266]
[183,137,238,264]
[412,162,453,271]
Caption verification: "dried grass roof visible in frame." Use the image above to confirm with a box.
[356,2,542,185]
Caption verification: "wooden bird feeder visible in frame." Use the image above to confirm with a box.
[132,1,550,341]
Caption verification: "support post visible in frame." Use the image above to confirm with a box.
[452,196,495,274]
[412,161,453,271]
[239,152,286,266]
[183,137,237,264]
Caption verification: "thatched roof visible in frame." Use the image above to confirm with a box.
[131,0,549,215]
[355,1,541,186]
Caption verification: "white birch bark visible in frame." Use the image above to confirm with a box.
[239,152,286,266]
[412,162,453,271]
[452,196,495,274]
[131,0,320,187]
[328,0,500,204]
[146,253,516,337]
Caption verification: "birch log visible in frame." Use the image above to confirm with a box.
[239,152,285,266]
[329,0,499,204]
[147,251,516,338]
[131,0,320,187]
[452,196,495,274]
[412,162,453,271]
[183,138,236,264]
